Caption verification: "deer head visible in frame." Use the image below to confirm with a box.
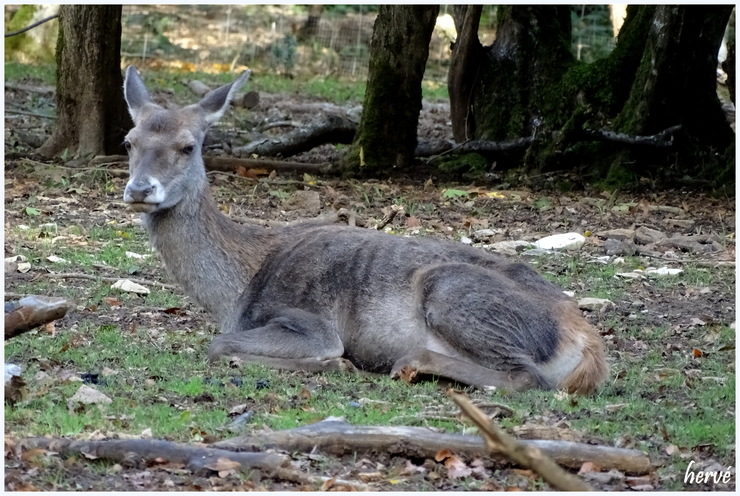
[122,66,251,214]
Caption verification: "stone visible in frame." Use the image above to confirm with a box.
[635,226,667,244]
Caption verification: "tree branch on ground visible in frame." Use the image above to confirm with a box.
[19,437,288,476]
[211,418,652,474]
[450,391,593,491]
[40,272,180,291]
[5,295,72,340]
[233,114,357,158]
[88,155,331,175]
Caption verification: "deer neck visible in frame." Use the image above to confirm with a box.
[142,181,272,324]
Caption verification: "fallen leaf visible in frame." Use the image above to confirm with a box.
[435,449,453,462]
[445,455,473,479]
[693,348,703,358]
[578,461,601,474]
[405,216,421,228]
[103,297,122,307]
[397,365,418,384]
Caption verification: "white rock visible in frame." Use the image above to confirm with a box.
[5,364,22,383]
[644,266,683,276]
[5,255,27,263]
[47,255,68,263]
[112,279,150,294]
[17,262,31,273]
[125,251,148,259]
[578,297,615,312]
[67,384,112,410]
[562,291,575,298]
[460,236,473,245]
[534,232,586,251]
[484,240,535,256]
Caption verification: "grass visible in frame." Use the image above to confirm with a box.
[6,198,735,488]
[5,61,448,107]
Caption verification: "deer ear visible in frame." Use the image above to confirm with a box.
[198,70,251,125]
[124,66,152,121]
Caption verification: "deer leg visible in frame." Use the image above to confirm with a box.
[208,308,355,373]
[390,349,543,392]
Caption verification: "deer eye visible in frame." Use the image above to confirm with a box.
[123,140,132,152]
[182,145,194,155]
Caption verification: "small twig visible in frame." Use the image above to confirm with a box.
[450,391,593,491]
[374,204,404,230]
[273,467,371,491]
[40,272,180,291]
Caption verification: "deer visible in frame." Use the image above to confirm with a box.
[122,66,609,394]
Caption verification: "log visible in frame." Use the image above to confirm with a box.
[5,295,72,340]
[232,114,357,158]
[212,419,652,475]
[21,437,289,476]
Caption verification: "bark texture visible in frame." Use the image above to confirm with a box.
[344,5,439,175]
[615,5,734,149]
[39,5,131,159]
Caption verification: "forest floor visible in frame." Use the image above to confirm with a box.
[4,64,737,491]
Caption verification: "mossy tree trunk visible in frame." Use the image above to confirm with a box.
[615,5,734,149]
[449,5,734,184]
[343,5,439,176]
[39,5,131,160]
[451,6,574,142]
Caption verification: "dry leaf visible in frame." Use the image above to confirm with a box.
[445,455,473,479]
[205,457,241,475]
[578,461,601,474]
[298,388,312,400]
[397,365,418,384]
[693,348,703,358]
[406,216,421,228]
[435,449,453,462]
[103,297,122,307]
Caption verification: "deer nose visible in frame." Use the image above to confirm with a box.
[124,180,156,203]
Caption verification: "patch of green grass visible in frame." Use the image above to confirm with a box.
[4,61,56,84]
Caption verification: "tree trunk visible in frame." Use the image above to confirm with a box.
[449,5,734,184]
[615,5,734,150]
[39,5,131,159]
[467,6,574,142]
[448,5,483,142]
[343,5,439,176]
[297,5,323,42]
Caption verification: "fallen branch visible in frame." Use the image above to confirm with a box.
[212,418,652,475]
[5,295,72,340]
[233,113,357,158]
[576,125,682,148]
[415,137,533,158]
[88,155,332,175]
[450,391,592,491]
[204,156,331,175]
[40,272,180,291]
[20,437,288,477]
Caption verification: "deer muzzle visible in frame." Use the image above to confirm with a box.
[123,177,165,213]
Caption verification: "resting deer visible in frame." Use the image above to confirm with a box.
[122,67,608,394]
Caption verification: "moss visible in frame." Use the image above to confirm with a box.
[435,153,488,175]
